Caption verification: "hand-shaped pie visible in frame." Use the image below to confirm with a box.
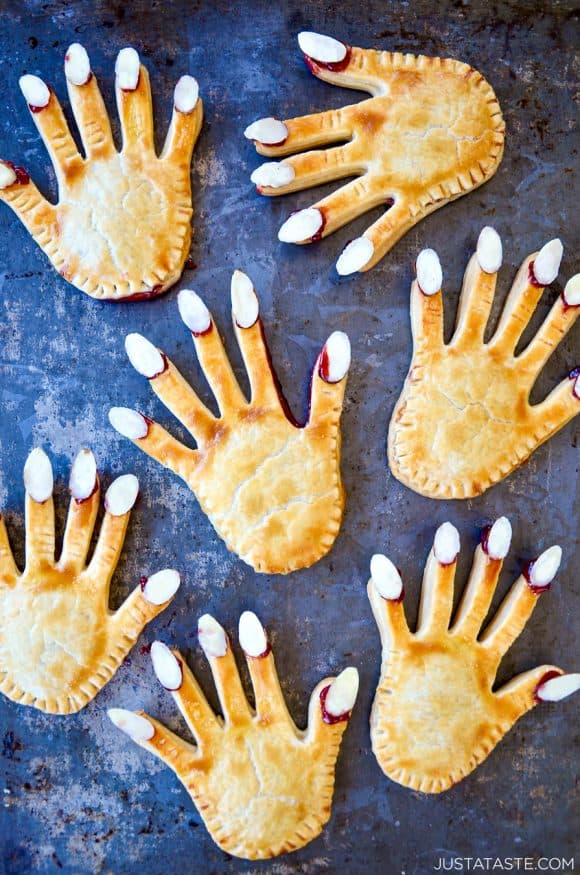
[245,31,504,275]
[109,611,358,859]
[109,271,351,573]
[0,44,202,300]
[0,448,180,714]
[368,519,580,793]
[389,231,579,498]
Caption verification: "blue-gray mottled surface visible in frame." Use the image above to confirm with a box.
[0,0,578,873]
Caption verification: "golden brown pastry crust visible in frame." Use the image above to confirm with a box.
[0,55,202,300]
[368,526,564,793]
[0,456,176,714]
[251,43,504,270]
[116,621,354,859]
[388,248,579,498]
[114,282,348,573]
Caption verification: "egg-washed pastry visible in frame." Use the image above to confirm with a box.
[245,31,504,275]
[0,448,180,714]
[109,270,351,573]
[368,519,580,793]
[109,610,358,859]
[389,231,579,498]
[0,44,202,300]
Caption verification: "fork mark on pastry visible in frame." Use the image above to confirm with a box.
[389,232,579,498]
[0,45,203,300]
[0,449,179,714]
[109,611,358,859]
[246,32,504,273]
[110,272,350,573]
[368,521,579,793]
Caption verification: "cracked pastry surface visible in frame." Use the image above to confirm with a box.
[368,519,580,793]
[388,232,579,498]
[0,44,202,300]
[246,31,504,274]
[109,611,358,859]
[109,271,350,574]
[0,449,180,714]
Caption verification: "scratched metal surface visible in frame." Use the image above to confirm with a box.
[0,0,578,872]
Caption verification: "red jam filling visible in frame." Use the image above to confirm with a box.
[4,161,29,186]
[320,684,351,725]
[139,575,148,591]
[119,284,164,303]
[523,559,552,594]
[533,669,562,703]
[304,43,352,74]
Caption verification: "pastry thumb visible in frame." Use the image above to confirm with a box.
[494,665,579,723]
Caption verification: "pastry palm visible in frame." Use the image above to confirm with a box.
[109,271,351,574]
[246,32,504,274]
[109,611,358,860]
[0,449,179,714]
[368,520,580,793]
[389,233,580,498]
[0,44,202,300]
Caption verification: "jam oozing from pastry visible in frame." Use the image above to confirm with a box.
[139,575,148,591]
[304,44,352,74]
[184,257,197,270]
[4,161,29,185]
[120,284,164,303]
[258,321,303,428]
[533,669,562,703]
[523,559,552,594]
[319,684,351,724]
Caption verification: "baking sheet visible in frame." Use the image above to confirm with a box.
[0,0,578,872]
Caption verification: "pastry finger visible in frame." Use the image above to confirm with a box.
[409,249,444,353]
[230,271,281,410]
[416,523,460,636]
[297,33,390,96]
[367,556,409,648]
[161,75,203,164]
[23,448,55,568]
[518,275,580,374]
[490,240,563,354]
[278,175,381,243]
[0,162,58,241]
[60,449,100,571]
[198,613,252,725]
[124,331,217,447]
[246,106,354,158]
[251,143,363,197]
[109,708,199,773]
[108,408,199,481]
[64,43,115,160]
[19,73,83,183]
[239,612,293,727]
[450,518,511,639]
[306,669,359,746]
[479,545,562,665]
[308,331,350,429]
[451,229,502,345]
[87,474,138,578]
[115,48,155,157]
[335,197,414,275]
[150,641,222,749]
